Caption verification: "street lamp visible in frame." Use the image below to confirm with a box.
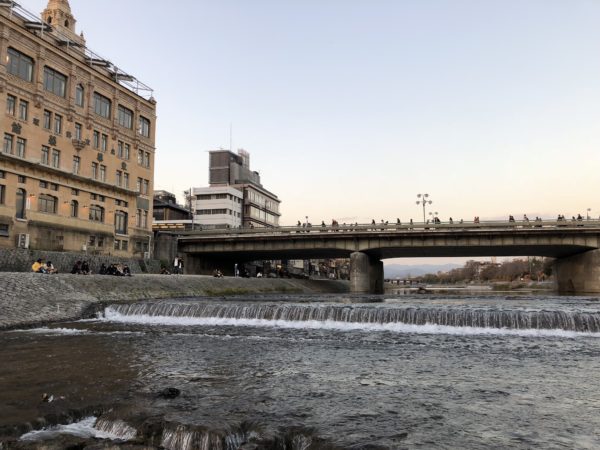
[428,211,439,222]
[416,194,432,223]
[587,208,591,220]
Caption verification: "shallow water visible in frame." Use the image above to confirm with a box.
[2,294,600,449]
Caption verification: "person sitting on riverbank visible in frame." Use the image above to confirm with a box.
[71,261,82,274]
[160,265,171,275]
[81,261,91,275]
[31,259,47,274]
[213,269,223,278]
[45,261,58,274]
[123,265,132,277]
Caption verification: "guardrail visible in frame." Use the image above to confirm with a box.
[177,219,600,239]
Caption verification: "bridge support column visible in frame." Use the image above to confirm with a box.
[350,252,384,294]
[554,249,600,294]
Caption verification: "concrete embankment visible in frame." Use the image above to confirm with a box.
[0,273,349,330]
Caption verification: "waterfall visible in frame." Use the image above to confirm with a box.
[94,418,137,441]
[104,302,600,333]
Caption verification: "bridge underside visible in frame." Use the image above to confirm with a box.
[179,227,600,294]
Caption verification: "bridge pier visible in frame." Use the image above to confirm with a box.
[554,249,600,294]
[350,252,384,294]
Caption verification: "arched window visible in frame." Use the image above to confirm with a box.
[115,210,128,235]
[38,194,57,214]
[15,189,26,219]
[75,84,84,107]
[70,200,79,218]
[47,16,52,24]
[89,204,104,223]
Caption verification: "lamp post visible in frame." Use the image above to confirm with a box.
[416,194,432,223]
[587,208,591,220]
[428,211,439,222]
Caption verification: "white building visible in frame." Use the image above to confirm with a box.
[192,186,243,229]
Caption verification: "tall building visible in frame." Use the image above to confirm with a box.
[0,1,156,256]
[197,149,280,228]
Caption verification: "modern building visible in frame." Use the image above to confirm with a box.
[0,0,156,257]
[191,185,242,229]
[197,149,280,228]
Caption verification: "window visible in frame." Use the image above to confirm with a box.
[16,137,26,158]
[41,146,50,165]
[118,105,133,129]
[50,183,59,191]
[3,133,13,154]
[97,237,104,248]
[39,181,48,188]
[142,179,149,195]
[91,162,98,179]
[136,177,141,193]
[54,114,62,134]
[135,209,141,227]
[93,131,100,148]
[121,240,128,251]
[44,67,67,98]
[75,123,82,140]
[7,48,34,82]
[0,171,4,178]
[0,223,8,237]
[0,184,5,205]
[124,143,130,160]
[115,210,128,234]
[89,205,104,222]
[99,164,106,182]
[114,239,120,250]
[137,150,143,165]
[19,100,28,121]
[144,152,150,168]
[70,200,78,218]
[142,210,148,228]
[18,175,26,183]
[51,149,60,168]
[101,134,108,152]
[15,188,26,219]
[72,156,80,174]
[38,194,57,214]
[75,84,84,107]
[138,116,150,138]
[94,92,111,119]
[71,188,79,196]
[123,172,129,188]
[88,236,96,246]
[117,141,123,158]
[116,170,122,187]
[6,95,16,116]
[43,110,52,130]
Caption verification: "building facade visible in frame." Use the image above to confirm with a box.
[191,186,242,229]
[0,0,156,257]
[199,149,280,228]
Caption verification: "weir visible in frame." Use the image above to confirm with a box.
[105,302,600,333]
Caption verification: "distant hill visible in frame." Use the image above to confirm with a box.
[384,263,461,279]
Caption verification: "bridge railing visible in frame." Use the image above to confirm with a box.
[177,219,600,238]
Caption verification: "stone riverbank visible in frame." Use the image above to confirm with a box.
[0,273,349,330]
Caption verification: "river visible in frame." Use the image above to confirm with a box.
[1,294,600,449]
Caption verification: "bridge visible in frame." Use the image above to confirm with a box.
[174,220,600,294]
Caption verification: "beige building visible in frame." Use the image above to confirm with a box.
[0,0,156,257]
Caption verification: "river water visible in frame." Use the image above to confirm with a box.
[2,294,600,449]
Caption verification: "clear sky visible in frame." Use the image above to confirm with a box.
[22,1,600,229]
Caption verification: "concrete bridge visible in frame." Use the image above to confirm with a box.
[176,220,600,294]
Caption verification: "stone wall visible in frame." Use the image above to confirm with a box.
[0,248,163,274]
[0,273,350,330]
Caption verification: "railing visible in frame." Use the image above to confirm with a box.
[178,219,600,239]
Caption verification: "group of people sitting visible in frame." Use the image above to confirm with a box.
[71,260,92,275]
[31,258,58,274]
[99,263,132,276]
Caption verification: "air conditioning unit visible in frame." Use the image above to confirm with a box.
[18,233,30,249]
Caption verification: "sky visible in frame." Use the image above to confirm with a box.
[20,0,600,265]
